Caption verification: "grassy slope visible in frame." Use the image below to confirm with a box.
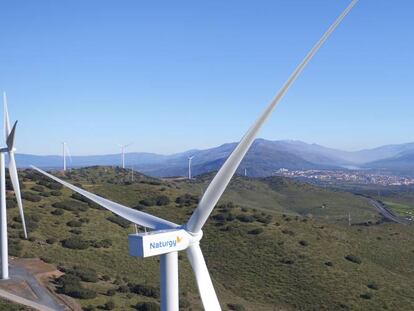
[5,167,414,311]
[0,300,31,311]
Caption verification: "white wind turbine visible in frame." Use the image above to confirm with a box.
[62,142,72,172]
[188,156,194,180]
[120,143,132,169]
[32,1,358,309]
[2,93,28,280]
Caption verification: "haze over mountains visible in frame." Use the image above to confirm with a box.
[16,139,414,177]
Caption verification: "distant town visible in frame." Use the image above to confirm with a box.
[274,168,414,186]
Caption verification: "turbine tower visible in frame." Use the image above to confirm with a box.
[188,156,194,180]
[62,142,72,172]
[2,93,28,280]
[120,143,132,169]
[32,1,358,309]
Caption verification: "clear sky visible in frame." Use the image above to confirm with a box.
[0,1,412,155]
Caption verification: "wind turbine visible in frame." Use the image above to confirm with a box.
[2,93,28,280]
[119,143,132,169]
[188,156,194,180]
[62,142,72,172]
[32,1,358,309]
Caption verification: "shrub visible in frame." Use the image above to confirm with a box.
[9,241,22,257]
[236,215,255,223]
[92,239,112,248]
[31,185,45,192]
[325,261,334,267]
[22,192,42,202]
[299,240,309,247]
[367,283,379,290]
[106,289,116,296]
[155,195,170,206]
[118,285,130,293]
[51,209,64,216]
[129,283,160,298]
[133,204,146,211]
[228,304,246,311]
[248,228,264,235]
[62,237,89,250]
[74,267,98,283]
[53,200,88,212]
[281,229,295,236]
[253,214,273,224]
[345,254,362,264]
[135,302,160,311]
[103,301,115,310]
[175,194,199,206]
[50,190,62,196]
[107,215,130,228]
[56,274,97,299]
[71,193,89,203]
[6,198,17,209]
[360,292,373,300]
[46,238,57,244]
[67,220,82,227]
[139,198,156,207]
[44,182,63,190]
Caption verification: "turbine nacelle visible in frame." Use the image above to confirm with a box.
[128,229,202,258]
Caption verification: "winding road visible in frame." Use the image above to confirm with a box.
[368,198,410,225]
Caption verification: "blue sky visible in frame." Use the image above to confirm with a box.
[0,1,413,155]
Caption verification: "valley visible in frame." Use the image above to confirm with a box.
[1,166,413,310]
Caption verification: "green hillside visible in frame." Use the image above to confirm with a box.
[3,167,414,310]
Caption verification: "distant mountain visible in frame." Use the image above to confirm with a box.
[363,151,414,176]
[15,140,414,177]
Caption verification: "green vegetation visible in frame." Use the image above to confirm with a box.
[5,167,414,310]
[0,299,31,310]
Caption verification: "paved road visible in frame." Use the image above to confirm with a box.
[0,261,67,311]
[368,199,410,225]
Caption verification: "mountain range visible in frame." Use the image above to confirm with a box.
[15,139,414,177]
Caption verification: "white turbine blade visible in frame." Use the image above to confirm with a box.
[186,244,221,311]
[65,144,73,163]
[3,92,11,142]
[186,0,358,233]
[9,152,27,239]
[6,121,17,151]
[31,166,178,230]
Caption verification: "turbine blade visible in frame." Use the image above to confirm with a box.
[185,0,358,233]
[3,92,11,142]
[9,152,27,239]
[31,166,178,230]
[186,244,221,311]
[65,144,73,163]
[7,121,17,151]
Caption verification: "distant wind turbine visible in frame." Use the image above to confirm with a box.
[120,143,132,169]
[2,93,28,279]
[32,0,358,309]
[188,156,194,180]
[62,142,72,172]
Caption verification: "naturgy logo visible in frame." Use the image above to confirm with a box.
[149,236,183,250]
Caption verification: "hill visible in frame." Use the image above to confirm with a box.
[363,152,414,176]
[15,140,414,178]
[3,166,414,310]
